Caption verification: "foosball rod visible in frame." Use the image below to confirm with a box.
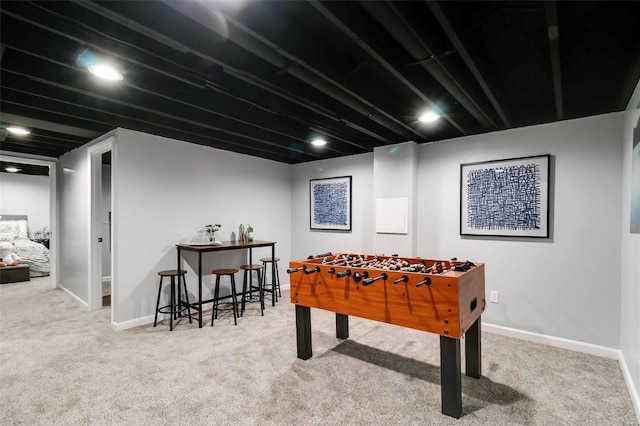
[393,275,408,284]
[416,277,432,287]
[362,273,387,286]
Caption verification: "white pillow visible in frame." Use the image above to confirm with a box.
[0,220,28,239]
[0,231,15,241]
[0,223,19,239]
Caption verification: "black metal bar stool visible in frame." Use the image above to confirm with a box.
[240,264,264,317]
[260,257,282,306]
[154,269,192,331]
[211,268,239,326]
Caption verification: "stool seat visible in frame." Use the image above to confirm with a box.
[241,264,263,270]
[259,257,280,262]
[158,269,187,277]
[154,269,191,331]
[240,264,265,317]
[211,269,239,326]
[213,268,238,275]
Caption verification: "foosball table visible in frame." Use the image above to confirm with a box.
[288,253,486,419]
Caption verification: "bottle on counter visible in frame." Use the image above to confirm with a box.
[247,224,254,242]
[239,224,245,242]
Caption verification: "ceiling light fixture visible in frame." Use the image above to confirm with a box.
[5,167,21,173]
[418,112,441,123]
[6,126,31,135]
[311,138,327,146]
[88,64,123,81]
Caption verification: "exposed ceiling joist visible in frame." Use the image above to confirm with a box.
[426,1,512,128]
[0,0,638,171]
[544,1,563,120]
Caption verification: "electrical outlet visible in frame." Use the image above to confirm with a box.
[490,291,499,304]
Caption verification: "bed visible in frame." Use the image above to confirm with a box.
[0,215,50,277]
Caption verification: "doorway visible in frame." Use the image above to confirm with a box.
[0,154,57,287]
[88,138,113,313]
[101,152,112,308]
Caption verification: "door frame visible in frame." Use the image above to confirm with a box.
[88,138,113,311]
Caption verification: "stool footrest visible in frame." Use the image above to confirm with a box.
[157,303,191,315]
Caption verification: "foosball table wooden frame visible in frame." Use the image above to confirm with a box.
[288,253,486,419]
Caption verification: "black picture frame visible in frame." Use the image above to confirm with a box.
[310,176,352,231]
[460,155,550,238]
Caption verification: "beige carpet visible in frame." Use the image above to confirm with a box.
[0,277,637,425]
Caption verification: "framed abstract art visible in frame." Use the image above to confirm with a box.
[460,155,550,237]
[310,176,352,231]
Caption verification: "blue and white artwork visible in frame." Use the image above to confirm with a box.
[461,155,549,237]
[310,176,352,231]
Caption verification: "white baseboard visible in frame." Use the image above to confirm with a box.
[483,322,619,359]
[619,351,640,422]
[112,312,205,331]
[112,314,155,331]
[58,284,88,309]
[102,276,111,283]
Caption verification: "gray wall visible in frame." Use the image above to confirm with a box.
[621,109,640,408]
[292,113,624,349]
[58,128,292,326]
[58,144,92,303]
[291,153,374,258]
[112,129,292,327]
[417,113,623,349]
[56,113,637,410]
[0,172,50,238]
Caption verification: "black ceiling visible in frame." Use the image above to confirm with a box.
[1,0,639,174]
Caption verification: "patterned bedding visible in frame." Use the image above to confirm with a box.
[0,215,50,277]
[12,238,50,277]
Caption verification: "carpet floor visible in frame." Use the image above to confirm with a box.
[0,277,637,425]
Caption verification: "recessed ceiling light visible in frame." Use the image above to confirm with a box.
[5,167,21,173]
[88,64,123,81]
[6,126,31,135]
[311,138,327,146]
[418,112,441,123]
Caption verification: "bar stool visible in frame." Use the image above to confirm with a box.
[154,269,192,331]
[260,257,282,306]
[211,269,239,326]
[240,264,264,317]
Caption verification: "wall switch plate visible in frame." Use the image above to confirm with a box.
[490,291,499,304]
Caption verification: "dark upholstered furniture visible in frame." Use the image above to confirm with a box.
[0,264,31,284]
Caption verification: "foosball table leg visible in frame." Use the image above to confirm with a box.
[465,317,481,379]
[336,313,349,339]
[440,335,462,419]
[296,305,312,360]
